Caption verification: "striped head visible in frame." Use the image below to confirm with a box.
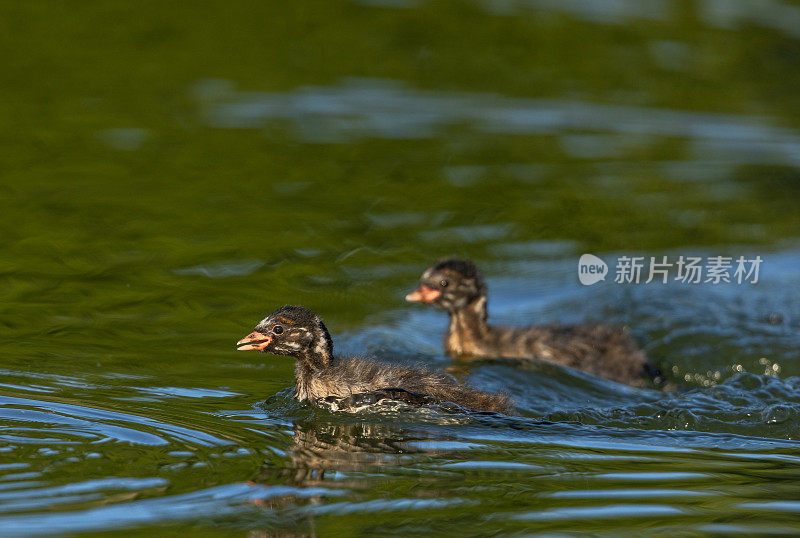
[237,305,333,367]
[406,259,487,312]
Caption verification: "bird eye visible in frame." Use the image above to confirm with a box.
[440,279,448,287]
[272,325,284,335]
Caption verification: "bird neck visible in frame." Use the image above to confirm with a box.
[445,295,491,356]
[292,332,333,401]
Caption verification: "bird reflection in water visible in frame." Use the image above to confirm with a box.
[245,418,450,536]
[253,418,444,489]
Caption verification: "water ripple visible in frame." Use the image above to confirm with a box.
[196,77,800,166]
[0,395,233,447]
[0,482,342,537]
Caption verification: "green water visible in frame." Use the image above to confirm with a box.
[2,1,800,535]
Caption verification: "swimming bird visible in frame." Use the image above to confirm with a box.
[406,259,656,387]
[236,305,513,414]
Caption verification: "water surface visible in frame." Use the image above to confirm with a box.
[2,0,800,535]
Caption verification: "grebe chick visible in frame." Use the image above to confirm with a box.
[237,305,513,414]
[406,259,657,387]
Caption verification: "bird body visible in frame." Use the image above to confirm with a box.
[237,305,513,414]
[407,259,653,387]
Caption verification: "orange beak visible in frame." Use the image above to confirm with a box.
[405,285,441,303]
[237,331,272,351]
